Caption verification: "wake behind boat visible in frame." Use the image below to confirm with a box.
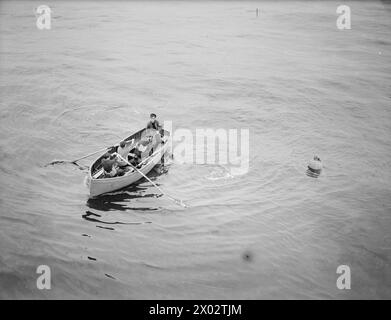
[87,128,170,198]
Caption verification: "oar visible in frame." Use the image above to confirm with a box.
[121,157,188,208]
[45,146,115,167]
[46,135,137,167]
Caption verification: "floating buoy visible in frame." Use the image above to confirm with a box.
[308,155,322,174]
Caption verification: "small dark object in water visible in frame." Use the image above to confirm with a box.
[242,251,253,262]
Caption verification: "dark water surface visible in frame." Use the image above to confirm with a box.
[0,1,391,299]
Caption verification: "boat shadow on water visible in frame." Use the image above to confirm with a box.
[84,165,169,225]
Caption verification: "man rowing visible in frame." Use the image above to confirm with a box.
[117,138,135,159]
[101,152,130,178]
[101,153,119,178]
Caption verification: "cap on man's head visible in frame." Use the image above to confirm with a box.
[150,113,157,118]
[103,152,111,159]
[120,141,126,148]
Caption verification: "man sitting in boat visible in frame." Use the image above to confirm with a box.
[114,153,131,176]
[101,153,129,178]
[129,138,150,166]
[128,141,144,166]
[101,153,119,178]
[128,151,140,167]
[117,138,135,159]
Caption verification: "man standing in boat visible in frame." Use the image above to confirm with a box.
[146,113,163,136]
[146,113,165,171]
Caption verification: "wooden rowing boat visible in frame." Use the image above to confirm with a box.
[87,128,170,197]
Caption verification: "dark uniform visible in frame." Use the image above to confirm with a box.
[146,120,160,131]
